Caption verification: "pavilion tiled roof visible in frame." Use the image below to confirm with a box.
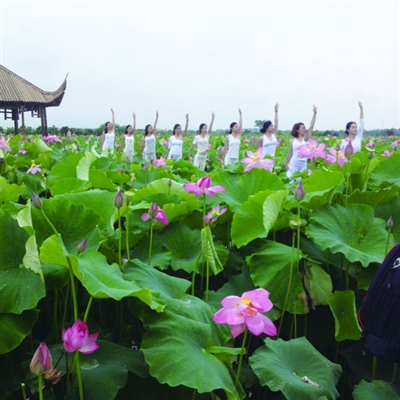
[0,64,67,108]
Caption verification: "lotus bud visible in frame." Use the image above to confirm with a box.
[289,219,302,230]
[368,152,373,160]
[344,141,354,158]
[168,178,172,187]
[387,216,393,228]
[114,189,123,209]
[30,342,52,376]
[31,192,43,209]
[120,167,125,174]
[77,238,88,254]
[294,181,305,201]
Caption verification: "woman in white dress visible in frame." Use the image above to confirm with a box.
[340,102,364,154]
[223,108,242,166]
[166,114,189,160]
[258,103,279,160]
[188,112,215,171]
[101,108,115,155]
[142,111,159,163]
[121,112,136,162]
[285,105,317,178]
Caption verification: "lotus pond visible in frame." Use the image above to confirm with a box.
[0,131,399,400]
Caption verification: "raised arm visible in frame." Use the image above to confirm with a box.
[358,101,364,120]
[208,112,215,134]
[273,103,279,135]
[111,108,115,130]
[238,108,243,134]
[132,112,136,135]
[153,111,159,135]
[306,105,317,140]
[183,114,189,137]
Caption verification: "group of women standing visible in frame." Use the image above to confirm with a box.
[100,102,365,176]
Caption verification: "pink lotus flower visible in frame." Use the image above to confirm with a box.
[297,139,326,160]
[381,150,392,157]
[241,148,274,172]
[162,140,169,147]
[141,202,169,225]
[183,177,225,197]
[213,288,277,339]
[344,140,354,158]
[30,342,53,376]
[0,138,11,151]
[27,162,41,175]
[243,139,249,144]
[325,148,348,167]
[153,157,166,168]
[204,204,227,224]
[62,319,99,354]
[42,135,62,143]
[294,181,305,201]
[18,149,27,154]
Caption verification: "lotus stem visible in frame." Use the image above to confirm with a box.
[66,257,78,321]
[75,351,84,400]
[41,209,59,237]
[148,219,153,265]
[117,208,122,267]
[235,328,248,388]
[21,383,27,400]
[38,374,43,400]
[278,230,296,337]
[385,226,392,256]
[372,356,377,381]
[125,208,130,261]
[83,296,93,324]
[392,363,398,384]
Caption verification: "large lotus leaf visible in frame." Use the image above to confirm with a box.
[23,234,42,277]
[47,152,84,186]
[26,137,52,155]
[56,189,117,235]
[41,263,69,290]
[212,168,285,212]
[301,169,344,210]
[353,379,400,400]
[247,240,307,314]
[328,290,361,341]
[50,177,92,196]
[123,259,191,305]
[249,337,341,400]
[140,296,242,399]
[159,223,202,273]
[306,204,392,267]
[45,341,148,400]
[263,190,287,233]
[39,234,71,269]
[130,234,172,269]
[336,186,400,207]
[231,190,271,248]
[368,152,400,188]
[76,151,97,181]
[371,198,400,243]
[0,177,26,204]
[31,197,102,253]
[132,178,200,212]
[88,168,116,190]
[304,262,333,306]
[0,309,40,354]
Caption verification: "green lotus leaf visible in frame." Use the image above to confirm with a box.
[26,137,52,155]
[304,262,333,306]
[368,152,400,188]
[250,337,341,400]
[31,197,102,253]
[306,204,392,267]
[41,263,69,290]
[328,290,361,341]
[131,236,173,270]
[45,341,148,400]
[75,251,165,311]
[301,169,344,209]
[50,177,92,196]
[89,168,116,190]
[0,309,40,354]
[76,151,97,181]
[140,296,243,399]
[212,168,285,212]
[47,152,84,187]
[39,234,71,269]
[247,240,307,314]
[56,189,117,236]
[337,186,400,207]
[353,379,400,400]
[263,190,287,233]
[371,198,400,243]
[231,190,271,248]
[201,225,224,275]
[0,177,26,204]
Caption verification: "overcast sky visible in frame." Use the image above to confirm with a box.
[1,1,399,132]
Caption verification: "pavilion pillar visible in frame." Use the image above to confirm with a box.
[41,106,48,136]
[21,107,26,139]
[12,109,19,134]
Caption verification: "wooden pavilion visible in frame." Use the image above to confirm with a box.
[0,64,67,136]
